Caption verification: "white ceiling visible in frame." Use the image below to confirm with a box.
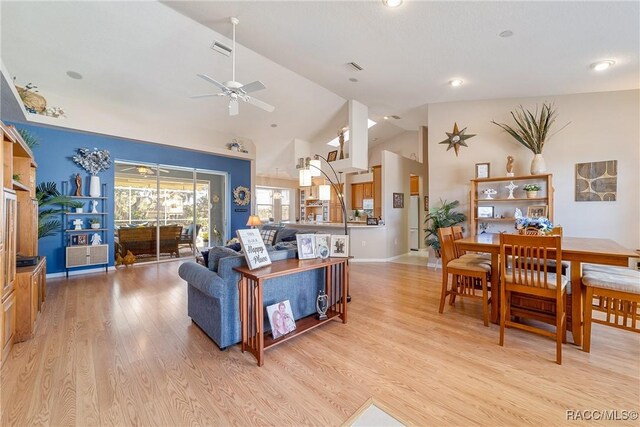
[2,1,638,177]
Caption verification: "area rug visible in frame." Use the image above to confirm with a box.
[342,398,406,427]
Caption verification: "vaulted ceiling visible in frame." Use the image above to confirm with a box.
[1,1,638,177]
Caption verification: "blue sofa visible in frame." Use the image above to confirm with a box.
[178,248,324,350]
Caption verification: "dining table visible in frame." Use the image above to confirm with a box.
[455,233,638,347]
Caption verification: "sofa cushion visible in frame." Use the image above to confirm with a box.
[275,227,298,243]
[260,229,277,246]
[225,242,242,252]
[275,241,298,252]
[208,246,240,272]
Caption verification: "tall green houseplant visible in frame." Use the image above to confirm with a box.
[37,182,83,238]
[424,199,466,256]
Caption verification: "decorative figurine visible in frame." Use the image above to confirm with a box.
[73,218,83,230]
[74,173,82,197]
[506,156,514,177]
[338,129,345,160]
[91,233,102,245]
[515,208,523,219]
[91,200,98,213]
[316,290,329,320]
[505,181,518,199]
[482,188,497,200]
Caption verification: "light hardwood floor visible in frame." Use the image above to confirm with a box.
[1,261,639,426]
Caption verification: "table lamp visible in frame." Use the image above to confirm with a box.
[246,215,262,228]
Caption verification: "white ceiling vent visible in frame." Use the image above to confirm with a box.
[390,115,401,120]
[348,62,363,71]
[211,41,232,56]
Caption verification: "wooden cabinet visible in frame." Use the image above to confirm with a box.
[351,183,364,209]
[1,191,16,364]
[330,184,343,223]
[362,182,373,199]
[1,291,16,361]
[470,174,554,235]
[15,257,46,342]
[410,175,419,196]
[372,166,382,219]
[66,245,109,269]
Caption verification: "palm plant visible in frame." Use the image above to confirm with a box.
[491,102,569,154]
[423,199,466,255]
[36,182,83,238]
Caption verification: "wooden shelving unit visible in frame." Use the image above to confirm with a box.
[470,174,554,235]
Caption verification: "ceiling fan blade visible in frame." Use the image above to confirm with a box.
[229,99,239,116]
[190,93,224,99]
[197,74,228,91]
[244,96,275,113]
[240,80,266,94]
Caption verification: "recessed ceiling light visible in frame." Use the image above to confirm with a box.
[270,123,278,128]
[383,116,389,120]
[382,0,403,8]
[449,79,463,87]
[499,30,514,38]
[66,70,83,80]
[590,60,615,71]
[349,77,359,82]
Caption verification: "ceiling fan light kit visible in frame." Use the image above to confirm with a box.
[193,17,274,116]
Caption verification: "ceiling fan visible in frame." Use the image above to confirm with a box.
[192,17,275,116]
[120,165,169,176]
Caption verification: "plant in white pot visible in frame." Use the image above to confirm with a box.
[492,102,569,175]
[72,147,112,197]
[523,184,542,198]
[89,217,101,229]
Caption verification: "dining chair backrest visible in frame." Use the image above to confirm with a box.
[500,233,563,294]
[551,226,563,236]
[437,227,457,264]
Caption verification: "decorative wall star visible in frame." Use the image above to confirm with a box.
[438,122,476,156]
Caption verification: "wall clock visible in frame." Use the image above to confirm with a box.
[233,186,251,206]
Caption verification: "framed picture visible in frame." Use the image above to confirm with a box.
[266,300,296,339]
[296,234,317,259]
[477,206,494,218]
[424,195,429,211]
[70,235,79,246]
[327,150,338,162]
[475,162,490,179]
[315,234,331,259]
[393,192,404,208]
[366,217,378,225]
[330,235,349,258]
[77,234,89,245]
[527,205,548,219]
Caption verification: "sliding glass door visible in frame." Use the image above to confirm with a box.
[114,161,227,264]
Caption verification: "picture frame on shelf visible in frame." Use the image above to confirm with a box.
[266,300,296,339]
[527,205,548,219]
[393,192,404,208]
[475,162,490,179]
[77,234,88,245]
[330,235,349,258]
[70,235,79,246]
[296,234,317,259]
[315,234,331,259]
[478,206,494,218]
[366,217,378,225]
[327,150,338,162]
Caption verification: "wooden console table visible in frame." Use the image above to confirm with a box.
[234,257,348,366]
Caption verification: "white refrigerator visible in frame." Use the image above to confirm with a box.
[409,195,419,251]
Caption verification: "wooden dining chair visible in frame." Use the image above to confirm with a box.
[438,227,491,326]
[451,225,491,263]
[581,265,640,352]
[499,233,567,364]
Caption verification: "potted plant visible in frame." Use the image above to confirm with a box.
[424,199,466,257]
[523,184,542,198]
[491,102,569,175]
[201,231,209,246]
[89,217,101,229]
[72,147,112,197]
[36,182,83,238]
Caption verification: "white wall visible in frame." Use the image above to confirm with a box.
[369,131,419,166]
[428,89,640,250]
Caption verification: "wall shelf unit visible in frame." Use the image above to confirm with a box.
[470,174,554,235]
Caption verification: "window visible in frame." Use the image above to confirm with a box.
[256,187,291,223]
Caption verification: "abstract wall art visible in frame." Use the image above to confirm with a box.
[575,160,617,201]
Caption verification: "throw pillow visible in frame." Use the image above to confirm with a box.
[208,246,240,272]
[274,227,297,243]
[200,249,210,268]
[225,242,242,252]
[260,229,277,246]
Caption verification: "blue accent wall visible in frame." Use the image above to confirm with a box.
[7,121,251,274]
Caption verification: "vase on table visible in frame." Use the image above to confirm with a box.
[530,154,546,175]
[89,175,101,197]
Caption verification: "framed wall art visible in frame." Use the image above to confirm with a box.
[393,192,404,208]
[475,162,490,179]
[526,205,548,219]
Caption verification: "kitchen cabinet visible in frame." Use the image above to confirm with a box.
[372,166,381,218]
[351,183,364,209]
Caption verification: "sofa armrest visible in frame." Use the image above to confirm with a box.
[178,262,227,299]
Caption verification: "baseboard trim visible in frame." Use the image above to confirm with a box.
[46,266,115,279]
[350,253,412,263]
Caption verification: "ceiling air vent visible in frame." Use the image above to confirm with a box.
[348,62,363,71]
[391,115,401,120]
[211,41,232,56]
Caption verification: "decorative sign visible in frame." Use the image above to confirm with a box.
[236,229,271,270]
[438,122,476,156]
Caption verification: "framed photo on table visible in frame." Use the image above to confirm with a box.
[77,234,89,245]
[475,162,490,178]
[366,217,378,225]
[527,205,548,219]
[330,235,349,258]
[296,234,317,259]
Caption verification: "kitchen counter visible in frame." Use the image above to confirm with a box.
[291,222,385,229]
